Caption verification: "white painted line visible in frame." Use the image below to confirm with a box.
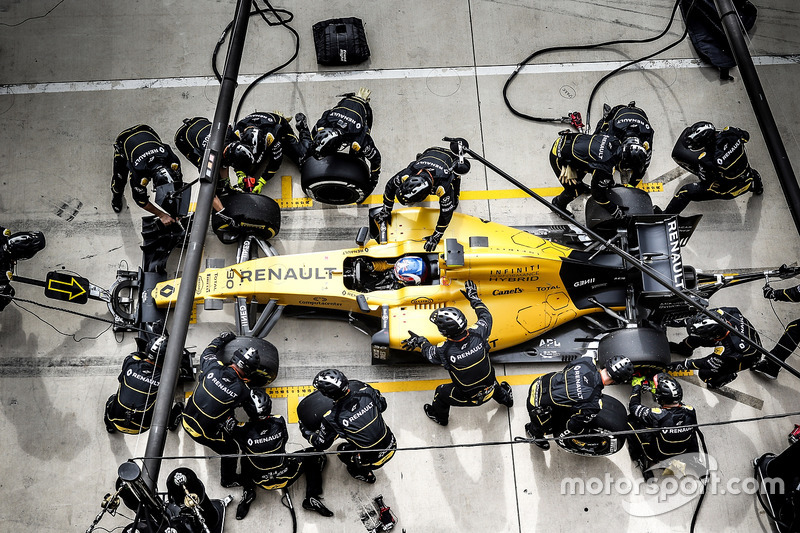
[2,56,797,96]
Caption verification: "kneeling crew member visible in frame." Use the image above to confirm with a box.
[303,369,396,484]
[403,280,513,426]
[525,355,634,450]
[752,280,800,380]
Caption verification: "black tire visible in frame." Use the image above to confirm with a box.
[300,153,375,205]
[596,327,672,375]
[218,336,279,387]
[212,191,281,245]
[296,390,335,431]
[553,395,628,457]
[585,186,654,232]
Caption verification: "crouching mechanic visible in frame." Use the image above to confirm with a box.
[182,332,258,488]
[306,88,381,186]
[225,389,333,520]
[111,124,184,226]
[593,101,653,188]
[402,280,513,425]
[302,369,396,484]
[667,307,761,389]
[104,335,184,434]
[374,146,471,251]
[627,373,699,480]
[525,355,634,450]
[752,279,800,380]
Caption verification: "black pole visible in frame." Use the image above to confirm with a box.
[139,0,252,489]
[713,0,800,236]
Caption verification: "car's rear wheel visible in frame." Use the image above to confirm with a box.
[212,191,281,245]
[596,327,672,375]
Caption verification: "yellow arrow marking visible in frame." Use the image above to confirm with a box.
[47,277,87,300]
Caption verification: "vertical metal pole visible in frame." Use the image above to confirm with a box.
[139,0,252,489]
[714,0,800,236]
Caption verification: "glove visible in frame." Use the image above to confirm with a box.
[401,330,426,351]
[252,177,267,195]
[667,361,688,373]
[236,171,255,192]
[222,416,237,433]
[373,207,392,225]
[218,331,236,345]
[213,208,235,226]
[558,165,578,186]
[460,279,480,303]
[424,231,444,252]
[609,205,626,219]
[631,376,646,388]
[763,285,777,300]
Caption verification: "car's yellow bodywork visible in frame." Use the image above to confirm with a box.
[152,207,621,351]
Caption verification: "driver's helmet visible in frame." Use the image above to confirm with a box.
[313,127,343,156]
[243,388,272,421]
[619,137,649,175]
[224,141,256,170]
[396,170,433,205]
[429,307,468,338]
[5,231,45,260]
[685,121,716,151]
[393,256,429,286]
[230,347,260,379]
[605,355,634,383]
[654,373,683,405]
[686,309,728,339]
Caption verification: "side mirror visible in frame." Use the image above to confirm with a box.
[355,226,370,247]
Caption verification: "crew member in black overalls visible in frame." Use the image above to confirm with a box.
[0,226,45,312]
[303,369,396,484]
[182,332,257,487]
[627,373,699,480]
[662,121,763,214]
[374,146,470,251]
[228,111,312,194]
[593,101,653,188]
[402,280,513,425]
[549,131,632,219]
[525,355,634,450]
[667,307,761,388]
[225,388,333,520]
[303,88,381,186]
[752,280,800,380]
[111,124,185,225]
[103,335,183,434]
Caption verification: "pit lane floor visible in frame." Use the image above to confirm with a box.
[1,1,800,531]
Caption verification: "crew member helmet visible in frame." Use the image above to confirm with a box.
[313,128,343,156]
[313,368,350,401]
[146,334,169,361]
[230,347,260,378]
[430,307,468,338]
[396,170,432,205]
[224,141,256,170]
[393,256,429,286]
[243,388,272,420]
[686,309,728,339]
[240,127,273,154]
[605,355,634,383]
[685,121,716,151]
[654,373,683,404]
[620,137,649,175]
[5,231,45,260]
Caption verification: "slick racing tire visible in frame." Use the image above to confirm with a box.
[553,395,628,457]
[596,327,672,375]
[218,336,279,387]
[585,186,654,233]
[301,153,375,205]
[296,390,335,432]
[212,191,281,245]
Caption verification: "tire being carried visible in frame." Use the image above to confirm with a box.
[212,191,281,245]
[301,153,375,205]
[553,395,628,457]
